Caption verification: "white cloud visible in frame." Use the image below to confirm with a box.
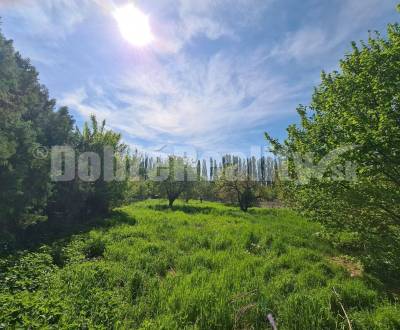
[1,0,93,40]
[2,0,271,55]
[60,87,113,120]
[270,27,328,62]
[338,0,395,28]
[269,0,395,63]
[5,0,396,153]
[60,49,301,151]
[140,0,273,54]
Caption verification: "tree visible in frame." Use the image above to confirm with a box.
[46,114,129,234]
[266,17,400,286]
[151,156,195,208]
[193,177,215,203]
[0,29,75,245]
[216,166,259,212]
[0,27,130,249]
[78,115,128,216]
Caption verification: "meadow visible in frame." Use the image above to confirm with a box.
[1,200,399,329]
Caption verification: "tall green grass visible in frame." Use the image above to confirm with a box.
[1,200,399,329]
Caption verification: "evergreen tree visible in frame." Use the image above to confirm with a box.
[0,29,74,243]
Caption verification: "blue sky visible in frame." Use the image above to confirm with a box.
[0,0,398,156]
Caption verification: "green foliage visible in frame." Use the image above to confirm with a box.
[149,157,196,208]
[51,114,128,220]
[216,166,260,211]
[83,236,106,259]
[266,15,400,286]
[0,28,128,247]
[194,178,217,202]
[124,180,156,202]
[258,185,278,202]
[0,30,75,239]
[0,248,56,293]
[1,200,398,329]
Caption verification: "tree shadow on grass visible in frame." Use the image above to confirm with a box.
[248,208,279,217]
[148,203,258,218]
[11,209,135,254]
[148,204,214,215]
[105,209,136,226]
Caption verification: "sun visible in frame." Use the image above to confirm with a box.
[113,4,154,47]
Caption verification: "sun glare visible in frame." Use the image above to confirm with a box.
[113,4,154,47]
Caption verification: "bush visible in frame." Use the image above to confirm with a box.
[83,238,106,259]
[266,17,400,287]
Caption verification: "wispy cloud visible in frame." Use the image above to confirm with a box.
[1,0,271,55]
[142,0,273,53]
[61,49,301,151]
[1,0,93,40]
[2,0,397,153]
[270,27,328,62]
[269,0,395,63]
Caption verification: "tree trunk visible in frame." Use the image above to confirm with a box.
[239,199,248,212]
[168,198,174,208]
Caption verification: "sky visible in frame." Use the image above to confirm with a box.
[0,0,398,157]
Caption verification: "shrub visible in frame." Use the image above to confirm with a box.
[83,238,106,259]
[266,16,400,287]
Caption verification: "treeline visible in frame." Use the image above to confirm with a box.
[131,152,278,183]
[125,154,279,210]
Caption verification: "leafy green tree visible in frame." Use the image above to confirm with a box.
[216,166,259,212]
[0,29,74,245]
[47,115,129,239]
[266,16,400,285]
[151,157,195,208]
[71,115,127,217]
[124,180,155,203]
[0,27,131,249]
[194,178,213,203]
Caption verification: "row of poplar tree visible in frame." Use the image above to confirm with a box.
[134,153,278,184]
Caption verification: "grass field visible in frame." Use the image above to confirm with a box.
[1,200,399,329]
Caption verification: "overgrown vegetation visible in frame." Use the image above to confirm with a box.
[1,200,399,329]
[266,15,400,288]
[0,30,129,251]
